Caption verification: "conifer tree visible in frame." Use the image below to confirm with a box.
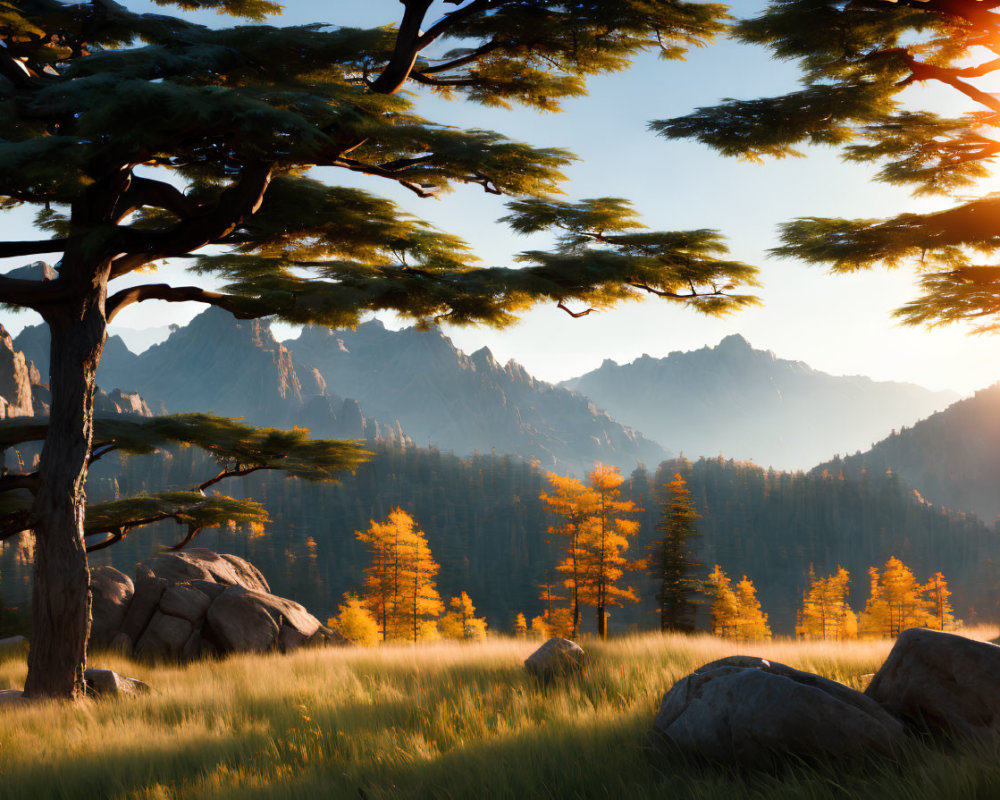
[925,572,955,632]
[706,564,739,638]
[1,0,759,698]
[734,575,772,640]
[513,613,528,639]
[356,507,441,642]
[574,464,641,638]
[796,566,854,641]
[541,473,599,635]
[657,0,1000,332]
[860,557,933,637]
[440,592,487,641]
[650,470,702,632]
[332,594,379,647]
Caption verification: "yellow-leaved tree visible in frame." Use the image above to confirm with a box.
[513,613,528,639]
[706,565,771,640]
[574,464,641,639]
[440,592,488,641]
[860,557,933,637]
[331,593,379,647]
[925,572,955,632]
[356,507,444,642]
[541,473,600,635]
[796,566,857,640]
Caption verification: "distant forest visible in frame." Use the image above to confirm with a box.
[2,444,997,635]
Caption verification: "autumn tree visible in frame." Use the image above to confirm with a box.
[658,0,1000,332]
[1,0,760,698]
[649,470,701,632]
[925,572,955,632]
[796,566,857,641]
[859,557,933,637]
[541,473,599,634]
[440,592,488,641]
[356,507,442,642]
[513,613,528,639]
[706,564,772,640]
[332,594,379,647]
[574,464,641,639]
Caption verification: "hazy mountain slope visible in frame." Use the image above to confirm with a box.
[815,384,1000,522]
[561,334,958,470]
[286,321,667,474]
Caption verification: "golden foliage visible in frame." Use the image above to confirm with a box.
[440,592,488,641]
[355,507,444,642]
[332,593,379,647]
[796,566,856,641]
[706,565,771,640]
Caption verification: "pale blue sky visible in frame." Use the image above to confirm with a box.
[5,0,1000,394]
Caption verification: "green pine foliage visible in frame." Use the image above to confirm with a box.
[655,0,1000,331]
[649,468,702,632]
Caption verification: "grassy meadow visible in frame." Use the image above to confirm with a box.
[2,630,1000,800]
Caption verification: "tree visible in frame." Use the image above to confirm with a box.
[859,556,933,637]
[541,473,599,635]
[332,593,379,647]
[513,613,528,639]
[649,470,701,632]
[440,592,488,641]
[705,564,772,640]
[925,571,955,631]
[355,507,442,642]
[2,0,760,698]
[796,565,855,640]
[573,464,641,638]
[657,0,1000,331]
[705,564,739,638]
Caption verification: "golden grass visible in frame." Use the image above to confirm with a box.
[0,629,998,799]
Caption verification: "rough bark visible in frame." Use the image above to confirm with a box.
[24,291,106,699]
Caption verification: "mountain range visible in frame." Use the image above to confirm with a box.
[561,334,958,470]
[816,384,1000,523]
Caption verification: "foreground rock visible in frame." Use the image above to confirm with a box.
[0,689,28,708]
[90,549,347,661]
[524,637,585,682]
[866,628,1000,740]
[84,668,151,698]
[651,656,905,766]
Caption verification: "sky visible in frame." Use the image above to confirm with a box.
[4,0,1000,395]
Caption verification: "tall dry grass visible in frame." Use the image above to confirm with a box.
[0,629,998,799]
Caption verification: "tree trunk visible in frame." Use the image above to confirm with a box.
[597,602,606,639]
[24,298,106,699]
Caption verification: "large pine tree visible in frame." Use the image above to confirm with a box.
[656,0,1000,330]
[0,0,764,697]
[650,469,701,632]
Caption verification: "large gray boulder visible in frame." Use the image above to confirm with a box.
[89,567,134,647]
[90,549,344,662]
[524,637,585,682]
[651,656,905,766]
[866,628,1000,740]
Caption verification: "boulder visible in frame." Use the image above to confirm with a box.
[119,572,168,642]
[524,637,585,682]
[151,549,269,593]
[205,587,280,653]
[650,656,905,766]
[866,628,1000,740]
[84,668,150,698]
[135,611,194,660]
[159,584,212,623]
[89,567,134,647]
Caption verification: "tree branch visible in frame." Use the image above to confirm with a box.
[367,0,435,94]
[0,274,66,310]
[105,284,254,321]
[113,176,203,222]
[0,238,69,259]
[557,301,594,318]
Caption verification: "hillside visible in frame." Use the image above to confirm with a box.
[814,384,1000,523]
[284,321,668,474]
[561,335,958,470]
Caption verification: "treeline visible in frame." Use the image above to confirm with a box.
[2,445,997,635]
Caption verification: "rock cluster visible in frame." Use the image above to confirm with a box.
[90,549,346,660]
[649,628,1000,767]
